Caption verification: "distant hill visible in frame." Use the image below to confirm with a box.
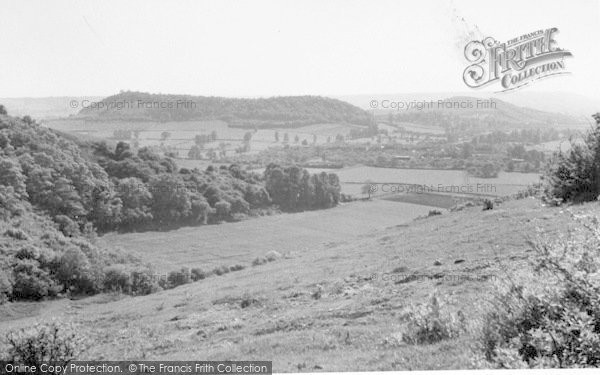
[365,95,586,131]
[0,96,103,120]
[425,96,583,128]
[73,92,372,128]
[337,91,600,118]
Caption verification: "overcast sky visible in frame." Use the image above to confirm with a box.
[1,0,599,100]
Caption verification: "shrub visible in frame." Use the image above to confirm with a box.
[3,228,29,240]
[229,264,245,272]
[167,268,191,287]
[265,250,282,262]
[54,215,80,237]
[480,213,600,368]
[402,294,464,345]
[11,259,61,300]
[14,245,55,267]
[190,267,207,281]
[4,322,83,365]
[428,209,442,217]
[252,257,267,266]
[53,248,103,295]
[212,265,230,276]
[130,268,160,295]
[483,199,494,211]
[0,270,13,304]
[103,265,132,293]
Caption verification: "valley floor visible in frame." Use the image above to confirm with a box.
[0,198,592,371]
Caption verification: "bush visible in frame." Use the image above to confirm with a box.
[14,245,55,267]
[4,228,29,240]
[480,213,600,368]
[0,270,13,304]
[4,322,83,365]
[483,199,494,211]
[130,268,160,295]
[167,268,191,288]
[229,264,245,272]
[252,257,267,266]
[103,265,132,293]
[212,265,230,276]
[190,267,207,281]
[265,250,282,262]
[11,259,61,300]
[402,294,464,345]
[54,215,80,237]
[428,209,442,217]
[53,248,103,295]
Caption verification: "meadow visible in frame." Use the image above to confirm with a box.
[263,166,542,198]
[99,200,434,272]
[44,119,360,157]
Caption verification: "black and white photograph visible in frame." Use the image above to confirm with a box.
[1,0,600,373]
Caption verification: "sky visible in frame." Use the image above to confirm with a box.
[1,0,599,100]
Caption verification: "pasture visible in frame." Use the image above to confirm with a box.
[99,200,434,272]
[43,119,360,157]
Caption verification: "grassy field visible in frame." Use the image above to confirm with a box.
[338,166,540,197]
[262,165,541,198]
[98,200,433,272]
[43,119,360,157]
[0,197,592,371]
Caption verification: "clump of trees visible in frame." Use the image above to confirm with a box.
[543,113,600,204]
[91,141,274,230]
[264,163,341,211]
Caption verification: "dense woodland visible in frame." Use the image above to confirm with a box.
[0,112,341,302]
[76,91,372,128]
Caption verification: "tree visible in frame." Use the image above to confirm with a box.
[0,159,28,199]
[148,174,191,224]
[283,133,289,143]
[361,180,376,199]
[214,200,231,221]
[188,145,203,160]
[116,177,153,227]
[160,131,171,142]
[275,131,280,142]
[0,104,7,115]
[294,135,300,143]
[194,134,208,148]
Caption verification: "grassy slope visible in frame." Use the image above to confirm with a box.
[0,198,593,371]
[98,200,433,272]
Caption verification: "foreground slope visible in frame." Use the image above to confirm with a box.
[0,198,591,370]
